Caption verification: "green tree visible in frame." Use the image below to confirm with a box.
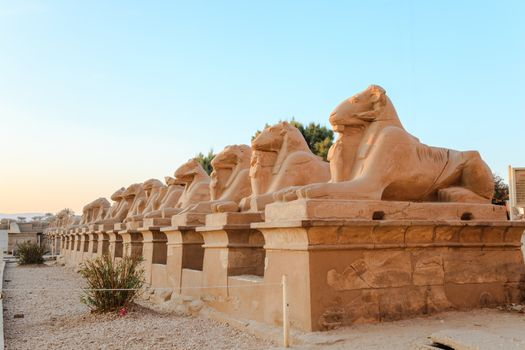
[293,120,334,160]
[194,149,215,175]
[252,118,334,160]
[492,173,509,205]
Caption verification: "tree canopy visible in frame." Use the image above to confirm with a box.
[194,149,215,175]
[492,174,509,205]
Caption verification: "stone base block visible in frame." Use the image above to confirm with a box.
[172,213,207,227]
[237,217,525,331]
[126,221,143,230]
[114,223,125,231]
[264,199,508,222]
[96,223,115,232]
[143,218,171,228]
[204,212,264,228]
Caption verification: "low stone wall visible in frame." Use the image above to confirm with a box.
[252,219,525,331]
[55,203,525,332]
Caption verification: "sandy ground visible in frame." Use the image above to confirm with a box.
[2,262,275,350]
[3,261,525,350]
[290,308,525,349]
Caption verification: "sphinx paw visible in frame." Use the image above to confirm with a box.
[213,201,240,213]
[272,189,289,201]
[283,190,298,202]
[298,184,329,199]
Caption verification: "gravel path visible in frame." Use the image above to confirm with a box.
[2,262,275,349]
[5,261,524,350]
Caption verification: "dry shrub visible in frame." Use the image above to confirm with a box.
[16,242,45,264]
[79,254,144,313]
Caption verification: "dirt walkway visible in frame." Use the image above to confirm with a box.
[290,307,525,349]
[2,262,275,349]
[4,261,525,349]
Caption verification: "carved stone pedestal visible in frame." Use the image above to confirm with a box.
[246,199,525,331]
[119,229,143,258]
[265,199,508,222]
[94,226,111,257]
[64,232,73,265]
[60,235,66,255]
[75,230,89,265]
[87,232,98,259]
[160,214,207,295]
[196,212,264,298]
[107,230,123,260]
[139,220,170,287]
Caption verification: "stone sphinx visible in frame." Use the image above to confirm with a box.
[180,144,252,214]
[160,159,211,218]
[90,198,111,223]
[125,179,166,223]
[144,176,185,219]
[240,121,331,211]
[95,187,130,224]
[121,183,147,223]
[79,203,91,226]
[80,198,110,225]
[54,209,78,229]
[287,85,494,203]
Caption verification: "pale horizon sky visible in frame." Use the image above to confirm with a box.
[1,1,524,214]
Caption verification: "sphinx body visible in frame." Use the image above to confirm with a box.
[90,198,111,224]
[180,144,252,214]
[125,179,166,223]
[121,183,147,223]
[95,187,130,224]
[79,203,91,226]
[143,176,185,219]
[240,122,331,211]
[292,85,493,203]
[161,159,211,218]
[80,198,110,226]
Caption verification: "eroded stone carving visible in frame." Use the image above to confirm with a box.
[180,144,252,214]
[122,183,147,223]
[241,121,331,211]
[96,187,130,224]
[291,85,494,203]
[144,176,185,219]
[161,159,211,218]
[126,179,166,222]
[80,198,110,225]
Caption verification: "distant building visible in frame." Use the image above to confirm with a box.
[3,219,49,253]
[0,219,9,252]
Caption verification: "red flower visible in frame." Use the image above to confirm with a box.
[119,307,127,316]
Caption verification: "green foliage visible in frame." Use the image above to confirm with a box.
[293,120,334,160]
[493,173,509,205]
[194,149,215,175]
[16,242,45,265]
[252,119,334,160]
[79,254,144,313]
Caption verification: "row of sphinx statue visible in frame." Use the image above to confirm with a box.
[49,85,496,229]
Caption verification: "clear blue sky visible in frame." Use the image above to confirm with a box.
[1,0,524,213]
